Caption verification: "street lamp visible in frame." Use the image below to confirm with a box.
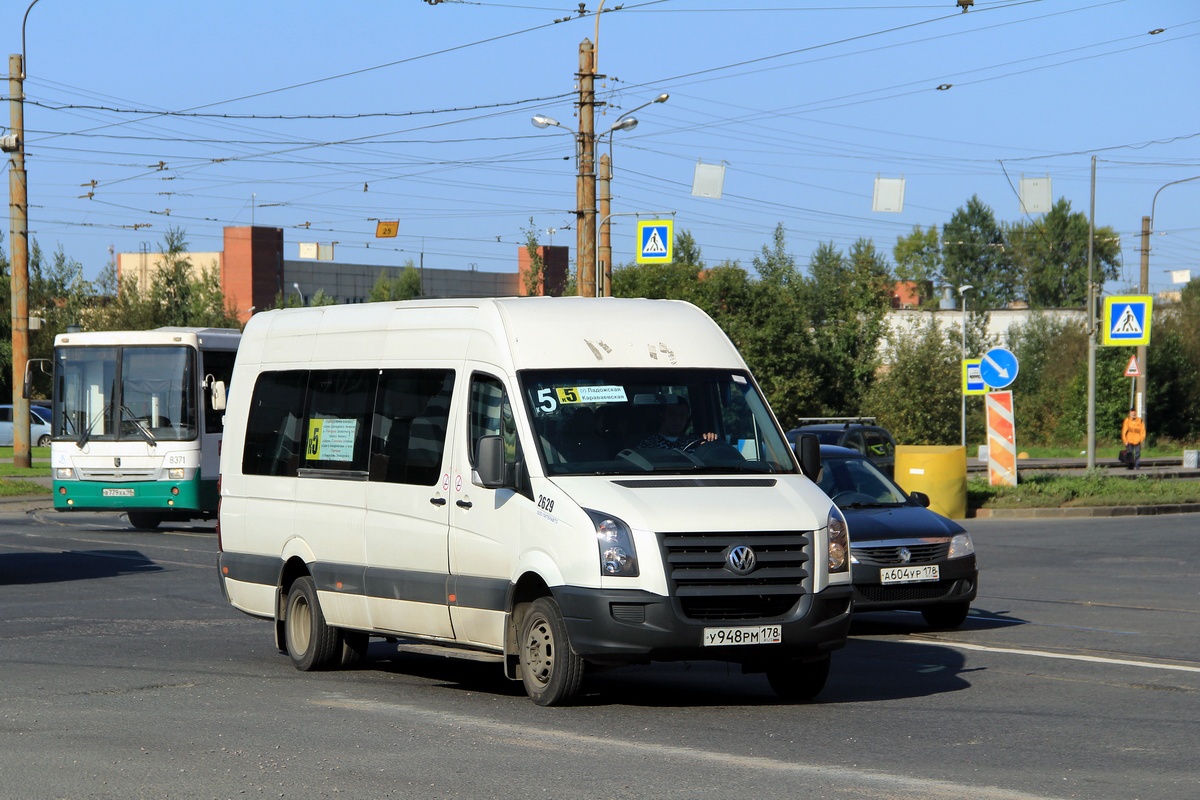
[534,93,669,297]
[958,284,974,449]
[292,283,304,306]
[597,93,668,296]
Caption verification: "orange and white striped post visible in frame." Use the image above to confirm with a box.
[986,390,1017,486]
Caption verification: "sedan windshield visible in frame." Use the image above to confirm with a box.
[817,456,907,507]
[519,368,797,476]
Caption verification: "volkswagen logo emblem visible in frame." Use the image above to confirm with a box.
[899,547,912,564]
[726,545,757,575]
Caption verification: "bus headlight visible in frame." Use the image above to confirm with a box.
[168,468,186,480]
[827,505,849,573]
[55,467,75,480]
[585,509,639,578]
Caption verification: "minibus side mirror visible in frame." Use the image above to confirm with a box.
[474,435,507,489]
[794,434,821,481]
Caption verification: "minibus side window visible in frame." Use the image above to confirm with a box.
[243,371,308,477]
[303,370,376,474]
[468,374,529,497]
[370,369,454,486]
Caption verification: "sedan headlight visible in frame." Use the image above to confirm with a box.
[948,533,975,559]
[827,505,849,573]
[585,509,639,578]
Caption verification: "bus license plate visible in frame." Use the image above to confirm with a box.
[102,488,135,497]
[703,625,782,647]
[880,564,939,584]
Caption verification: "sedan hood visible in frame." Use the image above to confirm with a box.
[842,504,965,544]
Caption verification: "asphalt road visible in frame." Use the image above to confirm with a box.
[1,509,1196,800]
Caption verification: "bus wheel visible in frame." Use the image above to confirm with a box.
[518,597,584,706]
[127,512,162,530]
[284,576,339,671]
[766,655,831,702]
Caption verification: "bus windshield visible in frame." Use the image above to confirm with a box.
[54,345,198,444]
[519,368,798,476]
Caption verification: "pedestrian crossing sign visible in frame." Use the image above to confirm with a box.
[637,219,673,264]
[1102,295,1153,347]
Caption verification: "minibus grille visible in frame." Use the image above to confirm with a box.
[659,530,813,621]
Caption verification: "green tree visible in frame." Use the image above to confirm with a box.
[1005,198,1121,308]
[369,263,422,301]
[673,229,704,268]
[942,195,1015,310]
[1148,279,1200,441]
[864,315,960,444]
[892,224,941,306]
[1004,313,1089,444]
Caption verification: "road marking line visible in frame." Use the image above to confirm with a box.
[906,639,1200,674]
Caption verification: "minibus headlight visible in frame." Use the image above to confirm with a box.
[55,467,75,480]
[948,533,975,559]
[585,509,639,578]
[827,505,849,573]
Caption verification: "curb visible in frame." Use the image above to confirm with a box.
[971,503,1200,519]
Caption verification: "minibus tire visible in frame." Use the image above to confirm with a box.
[766,655,830,702]
[519,597,584,706]
[340,630,370,667]
[285,577,339,671]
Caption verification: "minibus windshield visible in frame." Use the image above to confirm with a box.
[519,368,798,476]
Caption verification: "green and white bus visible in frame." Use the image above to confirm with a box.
[50,327,239,529]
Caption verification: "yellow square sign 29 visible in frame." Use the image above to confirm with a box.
[636,220,673,264]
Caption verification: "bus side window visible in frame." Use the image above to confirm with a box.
[370,369,455,486]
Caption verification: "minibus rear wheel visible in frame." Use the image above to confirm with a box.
[285,576,340,671]
[519,597,584,706]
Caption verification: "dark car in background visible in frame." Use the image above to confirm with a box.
[787,418,897,477]
[816,444,978,629]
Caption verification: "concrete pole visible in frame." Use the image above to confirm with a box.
[576,39,596,297]
[9,54,31,468]
[598,153,611,297]
[1137,215,1149,419]
[1086,156,1096,471]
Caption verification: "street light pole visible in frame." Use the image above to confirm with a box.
[596,94,668,296]
[959,284,974,449]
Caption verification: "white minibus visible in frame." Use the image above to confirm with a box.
[217,297,851,705]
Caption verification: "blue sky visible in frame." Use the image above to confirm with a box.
[5,0,1198,298]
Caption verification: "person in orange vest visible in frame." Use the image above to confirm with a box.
[1121,408,1146,470]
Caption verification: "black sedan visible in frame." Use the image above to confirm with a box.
[816,445,978,628]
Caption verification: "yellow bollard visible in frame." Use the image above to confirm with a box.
[894,445,968,519]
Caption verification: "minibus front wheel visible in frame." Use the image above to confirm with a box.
[284,576,340,671]
[518,597,585,706]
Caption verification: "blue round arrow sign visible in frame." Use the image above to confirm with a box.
[979,347,1019,389]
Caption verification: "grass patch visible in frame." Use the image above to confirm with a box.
[969,471,1200,509]
[0,478,51,497]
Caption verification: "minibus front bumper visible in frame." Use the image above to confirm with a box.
[552,584,853,665]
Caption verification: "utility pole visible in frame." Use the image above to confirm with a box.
[576,39,597,297]
[7,53,32,468]
[1086,155,1097,471]
[598,153,611,297]
[1137,215,1150,418]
